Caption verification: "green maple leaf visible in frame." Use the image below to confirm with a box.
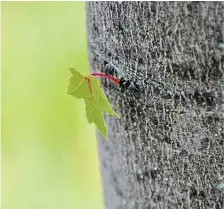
[67,68,120,139]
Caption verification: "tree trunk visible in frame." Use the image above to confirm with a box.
[87,2,224,209]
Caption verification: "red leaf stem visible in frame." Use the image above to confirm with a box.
[91,73,120,86]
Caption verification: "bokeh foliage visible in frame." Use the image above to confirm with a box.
[2,2,104,209]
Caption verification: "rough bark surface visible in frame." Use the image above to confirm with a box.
[87,2,224,209]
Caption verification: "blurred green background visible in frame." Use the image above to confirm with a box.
[2,2,104,209]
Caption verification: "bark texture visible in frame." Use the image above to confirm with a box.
[87,2,224,209]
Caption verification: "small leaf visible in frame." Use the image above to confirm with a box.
[67,68,120,139]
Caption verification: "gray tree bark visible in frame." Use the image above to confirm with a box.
[87,2,224,209]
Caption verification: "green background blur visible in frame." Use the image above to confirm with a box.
[2,2,104,209]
